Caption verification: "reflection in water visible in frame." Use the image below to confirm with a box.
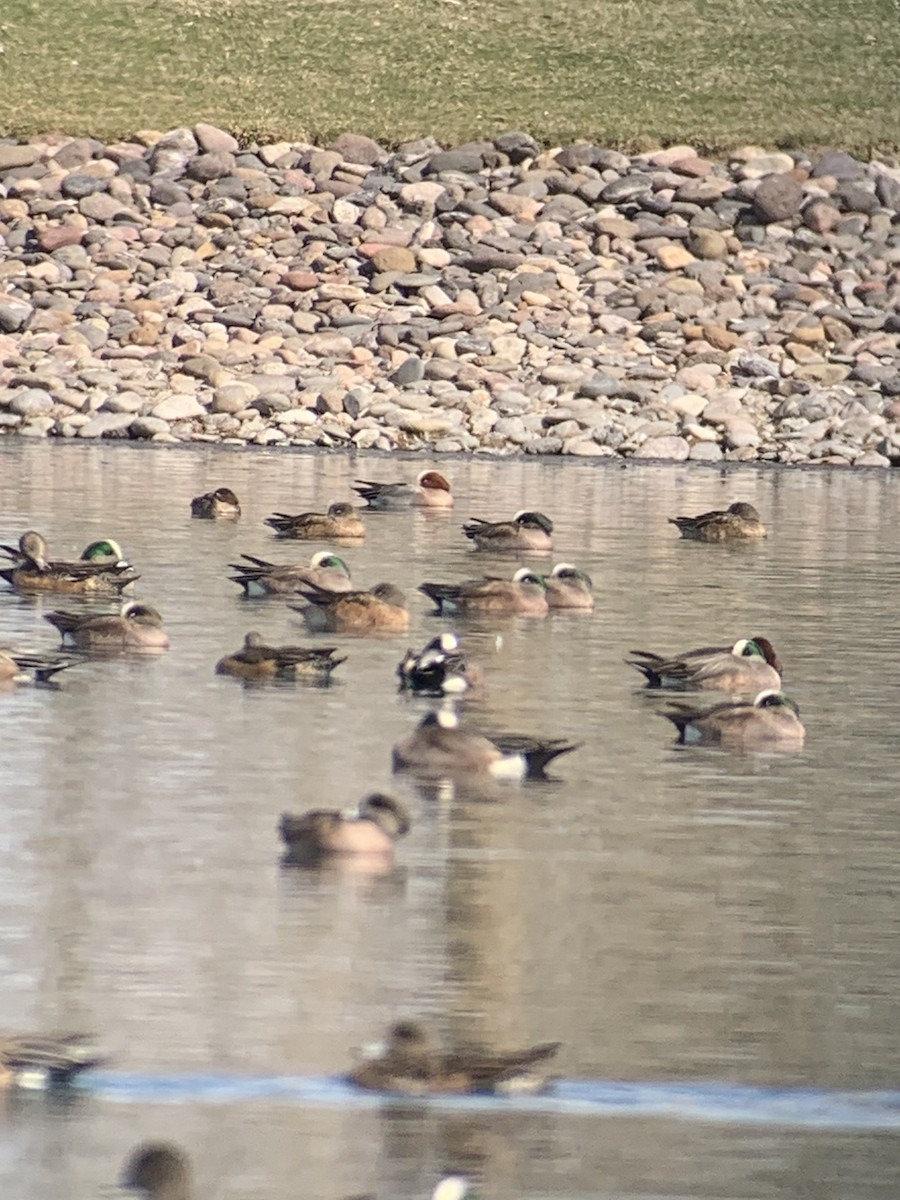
[0,441,899,1198]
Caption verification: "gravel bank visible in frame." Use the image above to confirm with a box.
[1,125,899,466]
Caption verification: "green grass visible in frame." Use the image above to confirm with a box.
[1,0,898,153]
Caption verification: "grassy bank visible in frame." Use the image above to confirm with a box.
[1,0,898,153]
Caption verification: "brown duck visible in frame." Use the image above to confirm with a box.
[348,1020,560,1096]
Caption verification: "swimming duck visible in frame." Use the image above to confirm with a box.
[279,793,410,863]
[543,562,594,610]
[0,1032,106,1088]
[462,510,553,552]
[215,632,346,682]
[347,1019,560,1096]
[669,502,766,542]
[44,602,170,651]
[121,1141,192,1200]
[419,568,548,617]
[396,633,480,696]
[392,709,578,779]
[228,551,352,598]
[628,637,782,692]
[663,689,805,749]
[190,487,241,519]
[291,582,409,633]
[264,502,365,541]
[353,470,453,510]
[0,531,138,594]
[0,648,79,685]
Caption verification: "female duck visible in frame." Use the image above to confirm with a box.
[190,487,241,519]
[291,582,409,633]
[347,1019,560,1096]
[279,793,410,863]
[215,632,346,682]
[669,501,766,542]
[264,502,365,541]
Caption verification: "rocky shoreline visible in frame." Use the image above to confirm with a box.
[0,124,899,466]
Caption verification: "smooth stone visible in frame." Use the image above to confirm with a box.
[151,395,206,420]
[0,301,33,332]
[7,387,53,416]
[753,174,804,222]
[77,412,137,438]
[632,435,691,460]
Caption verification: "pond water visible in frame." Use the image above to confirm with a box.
[0,439,898,1199]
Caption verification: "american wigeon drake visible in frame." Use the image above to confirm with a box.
[397,633,481,696]
[664,689,805,750]
[347,1020,560,1096]
[44,602,170,651]
[353,470,454,510]
[669,501,766,542]
[215,632,346,682]
[291,582,409,633]
[628,636,782,692]
[264,502,365,541]
[392,709,579,779]
[462,510,553,552]
[0,531,138,594]
[544,562,594,610]
[190,487,240,519]
[279,793,410,863]
[419,568,548,617]
[0,1032,106,1088]
[228,551,352,598]
[0,533,128,567]
[0,648,79,685]
[121,1141,192,1200]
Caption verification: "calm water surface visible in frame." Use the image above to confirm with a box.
[0,440,898,1198]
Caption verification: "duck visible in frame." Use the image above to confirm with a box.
[392,709,579,779]
[669,501,766,542]
[228,551,352,598]
[0,531,138,594]
[419,568,548,617]
[627,636,782,692]
[190,487,241,519]
[279,793,410,863]
[0,1032,106,1088]
[353,470,453,510]
[0,533,128,567]
[396,633,480,696]
[543,562,594,610]
[663,689,805,749]
[215,632,346,682]
[291,582,409,634]
[264,502,365,541]
[347,1019,560,1096]
[462,510,553,552]
[0,648,79,685]
[44,602,170,651]
[121,1141,192,1200]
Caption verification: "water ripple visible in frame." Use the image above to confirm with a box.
[80,1072,900,1129]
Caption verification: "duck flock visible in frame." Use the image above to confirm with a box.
[0,469,803,1197]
